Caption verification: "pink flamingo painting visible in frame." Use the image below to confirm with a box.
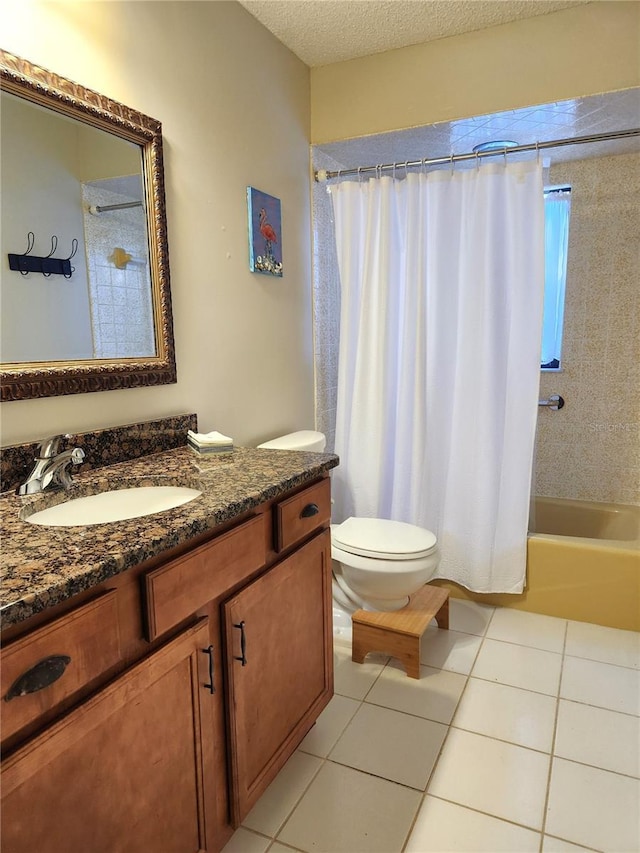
[248,187,283,276]
[259,207,278,254]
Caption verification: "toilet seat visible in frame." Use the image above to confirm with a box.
[331,517,437,561]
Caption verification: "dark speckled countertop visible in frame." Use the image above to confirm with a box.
[1,446,338,628]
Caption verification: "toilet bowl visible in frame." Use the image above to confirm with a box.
[331,517,439,611]
[257,431,440,615]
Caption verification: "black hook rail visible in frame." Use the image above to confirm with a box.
[8,231,78,278]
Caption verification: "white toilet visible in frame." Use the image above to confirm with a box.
[257,430,327,452]
[331,517,439,611]
[257,431,440,614]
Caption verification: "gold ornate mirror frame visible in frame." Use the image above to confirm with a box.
[0,50,176,401]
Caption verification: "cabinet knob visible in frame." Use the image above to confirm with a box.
[300,503,319,519]
[4,655,71,701]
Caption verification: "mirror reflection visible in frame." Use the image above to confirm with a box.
[1,91,155,364]
[0,48,175,401]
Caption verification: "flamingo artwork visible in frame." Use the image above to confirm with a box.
[259,208,278,253]
[247,186,283,276]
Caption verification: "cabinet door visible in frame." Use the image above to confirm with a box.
[1,619,217,853]
[223,529,333,824]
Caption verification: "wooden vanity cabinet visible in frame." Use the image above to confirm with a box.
[1,619,215,853]
[224,528,333,823]
[1,474,333,853]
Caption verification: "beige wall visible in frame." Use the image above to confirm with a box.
[535,151,640,506]
[1,0,313,448]
[1,94,94,363]
[77,123,141,183]
[311,2,640,143]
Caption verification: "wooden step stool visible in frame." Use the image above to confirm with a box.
[351,585,449,679]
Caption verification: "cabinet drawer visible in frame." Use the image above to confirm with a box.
[1,591,121,742]
[274,478,331,553]
[144,514,266,641]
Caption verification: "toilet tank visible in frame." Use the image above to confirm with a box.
[257,430,326,452]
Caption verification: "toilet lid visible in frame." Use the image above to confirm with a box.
[332,517,437,560]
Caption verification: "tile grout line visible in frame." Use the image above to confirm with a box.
[538,617,568,852]
[269,647,389,849]
[243,747,328,844]
[564,649,640,673]
[399,603,496,852]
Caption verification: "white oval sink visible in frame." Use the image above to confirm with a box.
[25,486,202,527]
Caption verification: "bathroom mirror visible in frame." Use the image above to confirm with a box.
[0,50,176,401]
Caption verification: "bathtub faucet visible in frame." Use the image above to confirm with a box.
[16,435,86,495]
[538,395,565,410]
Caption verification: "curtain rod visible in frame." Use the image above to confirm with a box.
[88,201,143,215]
[314,128,640,182]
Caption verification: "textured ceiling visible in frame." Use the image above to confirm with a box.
[238,0,588,67]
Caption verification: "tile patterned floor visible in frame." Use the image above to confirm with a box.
[222,600,640,853]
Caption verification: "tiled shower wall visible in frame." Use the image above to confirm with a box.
[313,151,639,505]
[82,183,155,359]
[535,151,640,505]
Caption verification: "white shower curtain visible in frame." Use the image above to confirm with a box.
[331,161,545,593]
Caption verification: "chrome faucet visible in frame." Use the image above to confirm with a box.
[16,435,85,495]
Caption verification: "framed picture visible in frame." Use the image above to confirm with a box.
[247,186,283,276]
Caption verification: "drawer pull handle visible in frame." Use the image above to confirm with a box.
[202,645,215,694]
[233,621,247,666]
[4,655,71,701]
[300,503,319,519]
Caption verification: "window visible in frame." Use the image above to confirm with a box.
[541,186,571,369]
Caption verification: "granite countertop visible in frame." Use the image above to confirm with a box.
[1,446,339,628]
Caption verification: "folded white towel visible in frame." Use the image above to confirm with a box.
[187,430,233,447]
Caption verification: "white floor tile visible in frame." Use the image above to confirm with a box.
[486,607,567,653]
[298,694,360,758]
[554,699,640,777]
[245,609,638,853]
[420,625,483,674]
[453,677,557,752]
[560,655,640,716]
[277,762,421,853]
[566,620,640,670]
[333,644,387,700]
[365,659,467,724]
[221,827,271,853]
[405,796,541,852]
[542,836,597,852]
[448,598,495,636]
[427,728,550,829]
[242,751,323,837]
[472,638,563,695]
[329,702,447,790]
[545,757,640,852]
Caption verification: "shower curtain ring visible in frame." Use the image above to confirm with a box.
[535,141,540,163]
[475,150,480,171]
[357,166,362,183]
[450,152,455,176]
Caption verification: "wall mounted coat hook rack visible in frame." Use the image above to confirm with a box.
[8,232,78,278]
